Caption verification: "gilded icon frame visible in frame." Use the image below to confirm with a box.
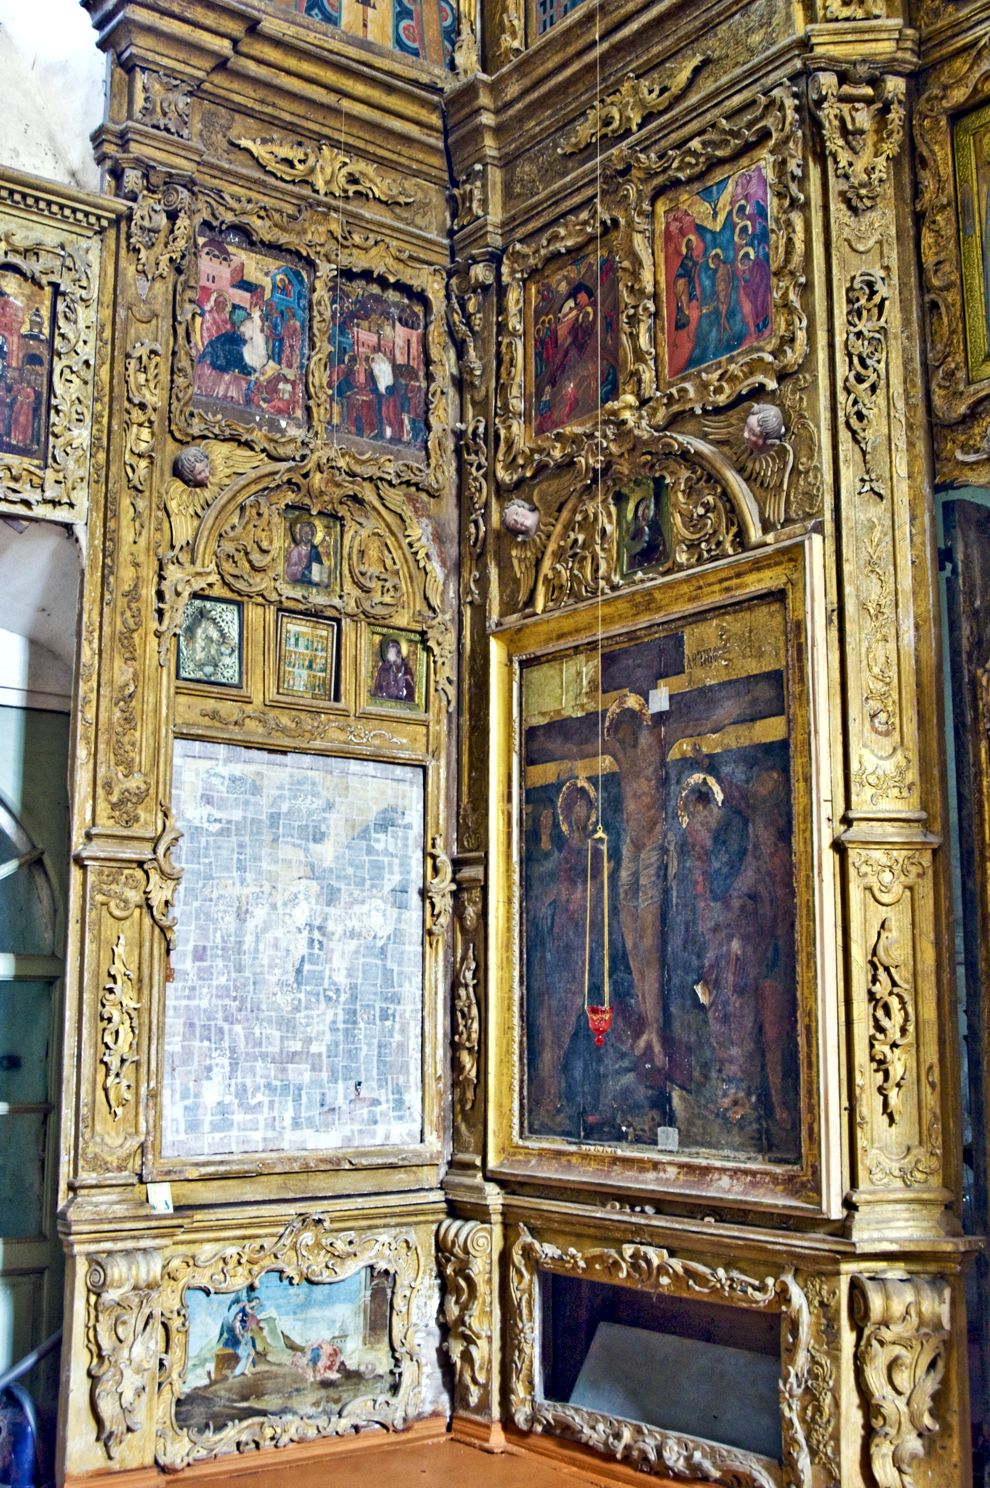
[496,202,654,488]
[506,1222,814,1488]
[488,535,839,1216]
[953,97,990,386]
[0,173,119,523]
[172,206,317,463]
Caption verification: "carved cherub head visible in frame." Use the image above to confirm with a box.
[174,445,212,487]
[743,403,786,452]
[502,498,540,538]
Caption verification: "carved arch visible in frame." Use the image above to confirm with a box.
[530,434,764,615]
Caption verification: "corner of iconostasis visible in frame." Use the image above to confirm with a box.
[57,1,478,1480]
[442,0,979,1482]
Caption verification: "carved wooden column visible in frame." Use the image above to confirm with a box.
[810,15,973,1487]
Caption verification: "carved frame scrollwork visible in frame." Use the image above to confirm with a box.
[915,33,990,478]
[170,190,319,462]
[0,209,102,521]
[436,1218,494,1414]
[626,84,806,425]
[851,1273,951,1488]
[499,432,763,618]
[315,218,455,499]
[495,201,654,489]
[155,1218,424,1470]
[507,1225,813,1488]
[158,453,454,710]
[86,1249,162,1462]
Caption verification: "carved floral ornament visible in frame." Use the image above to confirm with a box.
[155,1218,424,1469]
[125,179,453,492]
[508,1226,814,1488]
[157,454,454,710]
[495,86,807,490]
[87,1249,162,1461]
[437,1219,494,1412]
[0,223,99,521]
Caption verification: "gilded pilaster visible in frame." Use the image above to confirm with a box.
[809,24,953,1242]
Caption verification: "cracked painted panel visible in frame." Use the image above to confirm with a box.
[163,739,424,1157]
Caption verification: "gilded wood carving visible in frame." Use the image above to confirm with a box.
[0,177,113,522]
[851,1274,951,1488]
[508,1225,813,1488]
[155,1219,425,1469]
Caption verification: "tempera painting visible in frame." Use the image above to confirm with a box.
[954,100,990,382]
[660,161,772,382]
[366,626,427,711]
[282,508,342,597]
[192,230,309,433]
[521,593,799,1164]
[163,741,424,1159]
[528,244,620,437]
[328,276,428,460]
[534,0,590,34]
[177,1268,393,1432]
[271,0,457,68]
[0,267,54,464]
[615,476,670,579]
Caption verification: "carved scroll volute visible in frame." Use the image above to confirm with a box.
[851,1274,951,1488]
[85,1249,163,1465]
[451,854,485,1161]
[847,846,946,1217]
[437,1219,496,1418]
[76,868,148,1183]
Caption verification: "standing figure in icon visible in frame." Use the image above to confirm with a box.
[673,235,699,330]
[707,248,735,345]
[372,636,416,702]
[531,777,605,1123]
[604,692,667,1070]
[678,765,795,1131]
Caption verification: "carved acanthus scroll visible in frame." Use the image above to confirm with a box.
[558,54,708,154]
[232,136,414,205]
[87,1250,162,1460]
[100,935,140,1122]
[437,1219,494,1412]
[844,269,889,500]
[427,837,454,940]
[852,1274,951,1488]
[867,917,914,1124]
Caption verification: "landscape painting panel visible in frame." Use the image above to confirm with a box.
[192,230,309,434]
[660,161,772,382]
[528,243,620,437]
[328,275,428,461]
[163,741,424,1158]
[270,0,457,68]
[0,267,55,464]
[178,1268,393,1432]
[521,593,799,1165]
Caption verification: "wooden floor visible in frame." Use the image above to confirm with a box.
[131,1421,689,1488]
[68,1420,692,1488]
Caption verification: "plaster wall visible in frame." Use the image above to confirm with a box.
[0,0,105,192]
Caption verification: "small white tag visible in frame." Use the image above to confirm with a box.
[648,686,669,714]
[657,1126,680,1152]
[147,1182,174,1214]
